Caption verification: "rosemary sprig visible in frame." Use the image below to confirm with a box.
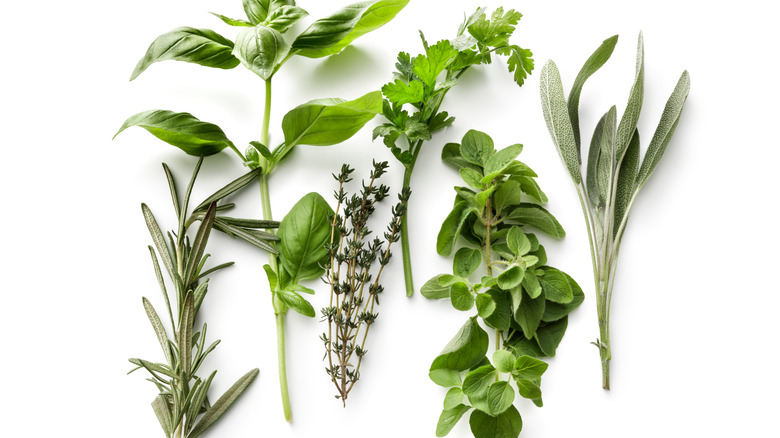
[321,161,410,405]
[129,159,276,437]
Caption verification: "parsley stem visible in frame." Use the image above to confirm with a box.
[400,140,423,296]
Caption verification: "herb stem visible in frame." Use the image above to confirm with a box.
[275,311,292,421]
[400,141,423,296]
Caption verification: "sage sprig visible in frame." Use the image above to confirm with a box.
[539,33,690,389]
[375,7,535,296]
[423,130,582,438]
[130,159,271,438]
[321,161,410,405]
[117,0,408,420]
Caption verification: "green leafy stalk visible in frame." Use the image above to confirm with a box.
[129,161,268,437]
[538,33,690,389]
[375,7,535,296]
[118,0,409,421]
[423,130,582,438]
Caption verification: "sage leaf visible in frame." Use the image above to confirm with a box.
[469,405,523,438]
[421,275,451,299]
[635,70,691,189]
[513,355,548,380]
[568,35,618,151]
[292,0,409,58]
[504,203,565,239]
[614,33,645,162]
[278,193,333,283]
[487,381,515,416]
[188,368,259,438]
[430,317,489,373]
[613,128,640,237]
[115,110,232,156]
[540,60,581,184]
[233,25,288,80]
[130,27,239,80]
[436,404,471,437]
[282,91,382,148]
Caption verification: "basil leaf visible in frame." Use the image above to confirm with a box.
[277,193,333,284]
[436,404,470,437]
[430,317,489,373]
[242,0,271,24]
[210,13,254,27]
[282,91,382,148]
[276,289,315,317]
[264,5,308,33]
[469,405,523,438]
[540,60,581,184]
[233,25,288,80]
[292,0,409,58]
[130,27,239,80]
[115,110,232,156]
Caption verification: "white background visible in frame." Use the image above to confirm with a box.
[1,0,778,437]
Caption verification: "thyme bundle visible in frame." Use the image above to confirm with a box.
[321,161,410,405]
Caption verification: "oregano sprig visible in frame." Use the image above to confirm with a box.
[130,160,269,438]
[539,33,690,389]
[374,7,535,296]
[422,130,583,438]
[321,162,410,405]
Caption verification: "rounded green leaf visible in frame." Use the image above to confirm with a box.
[130,27,239,80]
[513,356,548,380]
[430,369,462,388]
[233,25,288,80]
[538,267,573,304]
[421,275,451,300]
[497,266,523,290]
[277,193,333,283]
[515,378,541,400]
[469,405,523,438]
[506,227,531,256]
[462,364,496,397]
[460,130,495,167]
[114,110,232,156]
[450,282,475,311]
[487,381,515,416]
[534,317,568,357]
[453,247,482,278]
[475,293,496,319]
[514,287,545,339]
[430,317,489,373]
[264,5,309,33]
[492,350,515,373]
[483,143,524,180]
[443,387,465,410]
[436,404,471,437]
[242,0,271,24]
[542,272,584,322]
[276,289,315,317]
[504,203,565,239]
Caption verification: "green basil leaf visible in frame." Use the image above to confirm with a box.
[264,5,308,33]
[515,378,541,400]
[282,91,382,148]
[450,282,474,311]
[115,110,232,156]
[462,364,496,397]
[233,25,288,80]
[487,381,515,416]
[469,405,523,438]
[460,130,494,167]
[538,267,573,304]
[277,193,333,283]
[635,70,690,189]
[513,355,548,380]
[437,202,477,256]
[482,143,524,181]
[540,60,581,184]
[292,0,409,58]
[504,203,565,239]
[130,27,239,80]
[276,289,315,317]
[210,13,254,27]
[568,35,618,151]
[534,317,568,356]
[242,0,271,24]
[492,350,515,373]
[436,404,471,437]
[614,32,645,163]
[421,275,451,299]
[430,317,489,373]
[542,272,584,322]
[453,247,482,278]
[475,293,496,319]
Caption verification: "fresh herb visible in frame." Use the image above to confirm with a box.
[375,7,535,296]
[116,0,408,420]
[423,130,582,438]
[321,161,410,405]
[539,33,690,389]
[130,159,272,438]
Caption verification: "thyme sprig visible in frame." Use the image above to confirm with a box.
[321,161,410,405]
